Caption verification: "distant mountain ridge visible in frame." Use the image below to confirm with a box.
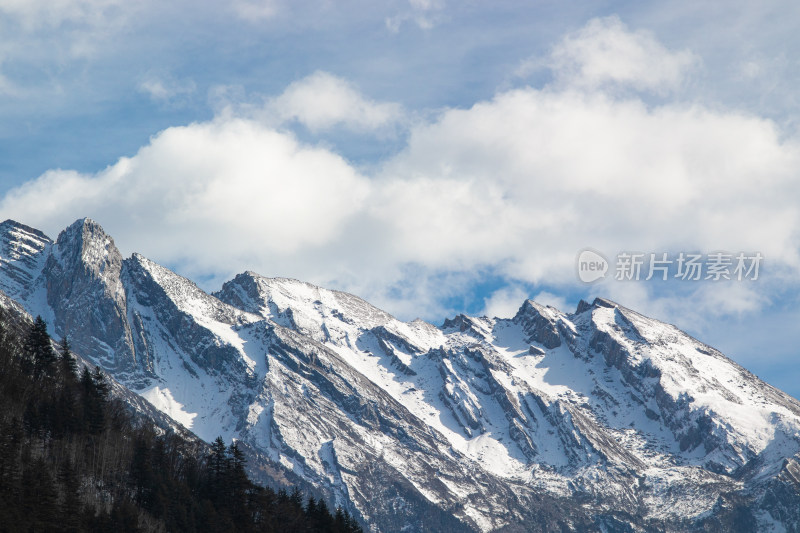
[1,217,800,532]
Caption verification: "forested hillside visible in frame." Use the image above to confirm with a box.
[0,310,363,533]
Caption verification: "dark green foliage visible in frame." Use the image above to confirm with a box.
[22,456,61,531]
[80,365,109,435]
[0,312,364,533]
[59,460,83,533]
[60,335,78,379]
[25,315,57,379]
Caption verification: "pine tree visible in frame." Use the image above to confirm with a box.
[59,335,78,379]
[334,507,347,532]
[0,416,23,526]
[22,456,60,531]
[347,511,363,533]
[25,315,56,379]
[306,496,318,518]
[0,309,20,376]
[316,498,334,529]
[80,365,93,398]
[205,435,230,515]
[92,366,110,399]
[208,436,228,487]
[54,380,79,437]
[289,486,303,509]
[81,366,108,435]
[130,434,154,508]
[58,459,82,533]
[227,442,250,529]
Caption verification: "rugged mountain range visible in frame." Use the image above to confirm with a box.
[1,217,800,532]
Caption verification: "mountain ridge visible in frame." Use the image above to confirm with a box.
[1,218,799,531]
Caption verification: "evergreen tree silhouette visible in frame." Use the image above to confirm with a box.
[25,315,56,379]
[59,335,78,379]
[81,365,109,435]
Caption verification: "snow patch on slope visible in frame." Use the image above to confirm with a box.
[140,385,197,429]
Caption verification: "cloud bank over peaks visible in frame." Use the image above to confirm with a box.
[1,16,798,331]
[1,117,370,267]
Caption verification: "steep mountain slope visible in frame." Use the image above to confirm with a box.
[1,217,799,532]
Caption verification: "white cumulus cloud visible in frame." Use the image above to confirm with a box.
[519,16,698,95]
[261,71,404,133]
[0,118,369,274]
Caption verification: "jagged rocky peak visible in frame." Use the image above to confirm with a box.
[575,297,619,315]
[44,218,126,320]
[593,297,618,308]
[0,219,52,267]
[214,271,266,315]
[512,299,563,349]
[51,217,123,279]
[0,219,52,251]
[574,297,647,344]
[580,298,650,346]
[42,218,134,371]
[126,252,253,329]
[441,314,490,338]
[215,271,395,332]
[0,220,53,298]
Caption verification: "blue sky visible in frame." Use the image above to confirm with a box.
[1,1,800,396]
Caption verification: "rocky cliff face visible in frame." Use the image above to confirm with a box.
[0,220,51,301]
[2,218,800,532]
[43,219,136,372]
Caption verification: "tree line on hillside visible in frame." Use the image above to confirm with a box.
[0,311,363,532]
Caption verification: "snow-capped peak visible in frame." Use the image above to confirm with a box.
[0,219,52,300]
[3,218,800,532]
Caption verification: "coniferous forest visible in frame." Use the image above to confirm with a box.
[0,310,363,533]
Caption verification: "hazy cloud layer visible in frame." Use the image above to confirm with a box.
[386,0,446,32]
[138,74,196,104]
[232,0,280,21]
[0,0,125,29]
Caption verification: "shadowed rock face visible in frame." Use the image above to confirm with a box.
[512,299,562,349]
[42,218,136,371]
[2,218,800,532]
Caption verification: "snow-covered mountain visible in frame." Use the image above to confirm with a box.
[2,217,800,532]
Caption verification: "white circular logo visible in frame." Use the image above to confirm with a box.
[576,249,608,283]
